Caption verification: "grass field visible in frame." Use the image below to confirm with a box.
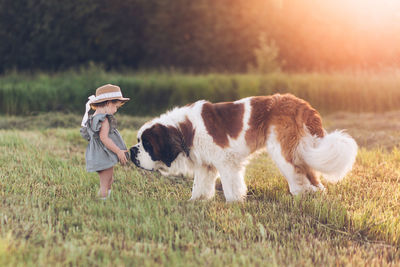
[2,69,400,116]
[1,112,400,266]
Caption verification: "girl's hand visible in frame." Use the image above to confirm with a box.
[117,150,128,165]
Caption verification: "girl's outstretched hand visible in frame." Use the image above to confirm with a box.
[117,150,129,165]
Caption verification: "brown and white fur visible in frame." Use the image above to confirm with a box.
[130,94,357,202]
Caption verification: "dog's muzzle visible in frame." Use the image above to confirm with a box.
[130,146,140,167]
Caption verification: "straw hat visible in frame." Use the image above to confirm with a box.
[91,84,130,104]
[80,84,130,127]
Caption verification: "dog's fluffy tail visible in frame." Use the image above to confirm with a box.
[298,130,358,183]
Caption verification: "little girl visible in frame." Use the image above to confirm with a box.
[80,84,130,200]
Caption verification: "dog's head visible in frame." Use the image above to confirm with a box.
[130,118,195,172]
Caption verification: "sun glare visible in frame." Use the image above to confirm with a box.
[341,0,400,27]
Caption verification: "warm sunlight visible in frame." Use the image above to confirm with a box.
[330,0,400,28]
[345,0,400,24]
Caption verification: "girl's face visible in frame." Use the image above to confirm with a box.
[105,101,123,115]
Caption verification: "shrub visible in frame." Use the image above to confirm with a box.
[1,69,400,116]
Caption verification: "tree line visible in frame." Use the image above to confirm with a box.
[1,0,399,73]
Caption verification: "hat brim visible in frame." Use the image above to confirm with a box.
[91,97,130,104]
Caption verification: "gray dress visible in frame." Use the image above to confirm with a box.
[80,114,127,172]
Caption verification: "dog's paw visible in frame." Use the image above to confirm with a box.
[290,183,325,195]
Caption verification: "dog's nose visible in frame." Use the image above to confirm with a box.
[130,146,138,161]
[130,146,138,155]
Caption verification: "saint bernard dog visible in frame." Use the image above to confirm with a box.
[130,94,357,202]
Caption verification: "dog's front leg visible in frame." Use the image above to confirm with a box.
[189,165,218,201]
[217,164,247,202]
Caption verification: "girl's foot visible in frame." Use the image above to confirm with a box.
[96,189,112,200]
[98,189,108,199]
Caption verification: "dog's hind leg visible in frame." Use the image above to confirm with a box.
[190,164,218,200]
[266,127,319,195]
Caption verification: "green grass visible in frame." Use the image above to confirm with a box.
[1,113,400,266]
[2,69,400,116]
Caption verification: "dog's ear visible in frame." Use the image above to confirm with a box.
[143,120,195,167]
[160,126,183,167]
[163,118,195,165]
[143,124,184,167]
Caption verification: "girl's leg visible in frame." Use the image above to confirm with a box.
[108,175,114,191]
[98,167,113,198]
[107,171,114,197]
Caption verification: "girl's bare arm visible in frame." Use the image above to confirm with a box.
[99,118,128,164]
